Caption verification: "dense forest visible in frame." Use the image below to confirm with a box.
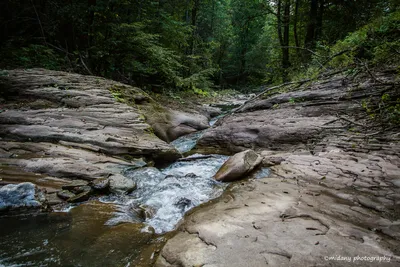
[0,0,399,91]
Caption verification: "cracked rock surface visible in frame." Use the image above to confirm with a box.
[0,69,182,199]
[157,71,400,266]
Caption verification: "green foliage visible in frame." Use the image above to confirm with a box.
[329,10,400,68]
[362,93,400,125]
[0,0,398,92]
[0,44,64,70]
[0,70,8,76]
[178,68,216,91]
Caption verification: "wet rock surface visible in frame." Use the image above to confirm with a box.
[67,190,92,203]
[56,190,75,200]
[158,71,400,266]
[90,177,110,191]
[0,182,47,212]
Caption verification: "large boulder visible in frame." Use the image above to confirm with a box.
[0,182,47,212]
[214,150,263,182]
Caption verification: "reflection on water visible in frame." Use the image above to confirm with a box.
[0,154,230,266]
[0,201,156,267]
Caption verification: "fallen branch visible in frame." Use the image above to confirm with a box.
[233,79,311,113]
[356,59,386,85]
[233,69,349,113]
[321,49,352,66]
[79,54,93,75]
[302,101,339,107]
[178,155,215,162]
[338,116,365,127]
[323,116,365,128]
[277,46,328,70]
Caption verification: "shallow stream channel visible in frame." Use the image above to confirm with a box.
[0,110,269,267]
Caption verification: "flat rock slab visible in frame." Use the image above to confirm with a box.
[157,177,400,267]
[0,69,179,161]
[57,190,75,200]
[196,74,397,154]
[0,69,183,200]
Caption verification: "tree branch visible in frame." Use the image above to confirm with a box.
[79,54,93,75]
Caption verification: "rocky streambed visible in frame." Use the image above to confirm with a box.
[0,69,258,266]
[1,68,400,267]
[157,70,400,267]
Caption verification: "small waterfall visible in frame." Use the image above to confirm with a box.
[101,154,229,233]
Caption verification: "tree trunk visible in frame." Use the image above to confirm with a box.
[189,0,200,55]
[185,0,190,24]
[315,0,324,41]
[88,0,96,49]
[277,0,283,46]
[294,0,300,48]
[282,0,291,81]
[304,0,318,52]
[238,24,249,84]
[282,0,290,68]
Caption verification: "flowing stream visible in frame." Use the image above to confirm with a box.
[0,109,269,266]
[0,115,232,266]
[101,154,228,233]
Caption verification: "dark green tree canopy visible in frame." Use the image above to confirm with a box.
[0,0,398,89]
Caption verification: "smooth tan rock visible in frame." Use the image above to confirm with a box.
[214,149,263,182]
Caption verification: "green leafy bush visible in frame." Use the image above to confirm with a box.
[0,44,64,70]
[329,10,400,68]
